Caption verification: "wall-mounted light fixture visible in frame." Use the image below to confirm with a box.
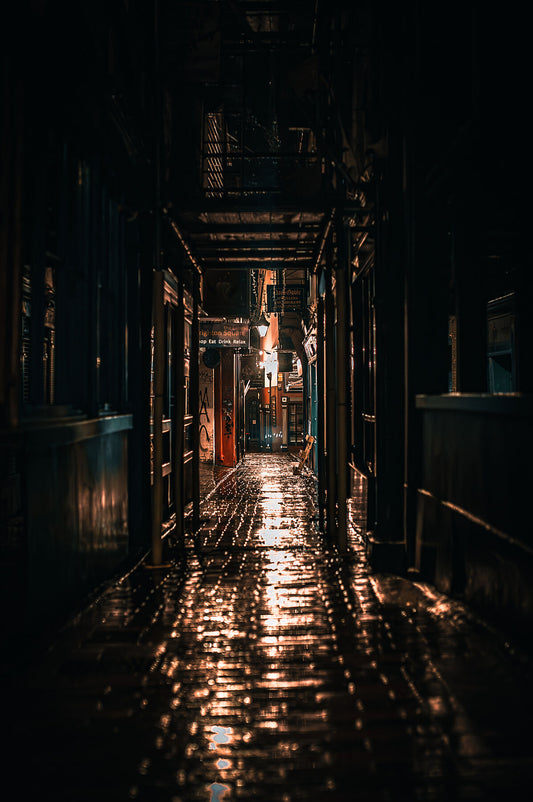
[262,350,278,388]
[256,312,270,338]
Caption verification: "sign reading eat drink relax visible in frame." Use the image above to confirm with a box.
[199,321,250,349]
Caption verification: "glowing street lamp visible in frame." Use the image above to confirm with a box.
[256,312,269,338]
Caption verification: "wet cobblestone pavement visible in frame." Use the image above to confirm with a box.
[6,454,533,801]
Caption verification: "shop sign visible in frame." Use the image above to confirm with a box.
[277,351,294,372]
[241,353,259,378]
[266,284,305,312]
[199,320,250,348]
[249,368,265,388]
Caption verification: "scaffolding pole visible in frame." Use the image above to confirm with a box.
[316,291,326,534]
[335,219,349,552]
[325,241,337,543]
[191,272,200,534]
[151,269,164,565]
[173,278,185,548]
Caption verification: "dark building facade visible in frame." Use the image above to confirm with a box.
[1,1,531,644]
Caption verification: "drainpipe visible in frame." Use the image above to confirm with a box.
[173,278,185,547]
[335,218,349,552]
[267,371,273,451]
[316,291,326,533]
[151,268,164,565]
[191,272,200,534]
[325,239,337,542]
[150,0,164,566]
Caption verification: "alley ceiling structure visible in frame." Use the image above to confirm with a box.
[158,0,372,298]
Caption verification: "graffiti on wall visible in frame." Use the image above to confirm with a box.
[199,366,214,461]
[223,400,233,435]
[199,387,210,450]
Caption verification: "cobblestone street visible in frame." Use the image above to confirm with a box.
[6,454,533,801]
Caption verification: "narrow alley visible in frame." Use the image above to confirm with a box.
[2,6,533,797]
[6,454,533,801]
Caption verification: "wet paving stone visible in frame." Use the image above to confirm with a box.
[6,454,533,801]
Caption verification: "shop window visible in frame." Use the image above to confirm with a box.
[289,401,303,445]
[487,294,516,393]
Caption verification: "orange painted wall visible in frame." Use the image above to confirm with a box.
[214,349,237,466]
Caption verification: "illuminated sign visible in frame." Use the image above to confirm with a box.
[266,284,305,312]
[199,320,250,349]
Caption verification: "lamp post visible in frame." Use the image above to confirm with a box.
[267,371,272,451]
[255,312,270,450]
[256,312,269,338]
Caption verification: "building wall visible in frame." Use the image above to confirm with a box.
[21,415,132,625]
[199,363,215,463]
[215,350,237,467]
[0,1,155,631]
[415,396,533,641]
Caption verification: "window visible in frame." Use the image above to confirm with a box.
[288,401,303,445]
[487,294,516,393]
[20,152,128,418]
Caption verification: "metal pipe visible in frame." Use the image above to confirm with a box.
[151,269,165,565]
[325,241,337,543]
[313,208,335,275]
[268,371,273,451]
[191,272,200,534]
[335,219,349,552]
[173,279,185,548]
[353,250,375,282]
[149,0,165,566]
[316,292,326,533]
[162,208,203,277]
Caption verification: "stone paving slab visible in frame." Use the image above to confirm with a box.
[5,453,533,801]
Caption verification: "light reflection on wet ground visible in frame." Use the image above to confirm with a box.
[6,454,533,801]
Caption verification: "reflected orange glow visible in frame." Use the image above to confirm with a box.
[209,782,231,801]
[12,452,518,802]
[209,724,233,749]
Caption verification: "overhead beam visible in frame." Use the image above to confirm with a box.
[178,198,332,214]
[196,252,316,260]
[192,238,317,249]
[182,218,322,235]
[312,207,335,273]
[162,207,203,276]
[183,222,322,235]
[198,260,312,270]
[195,245,316,256]
[202,252,312,260]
